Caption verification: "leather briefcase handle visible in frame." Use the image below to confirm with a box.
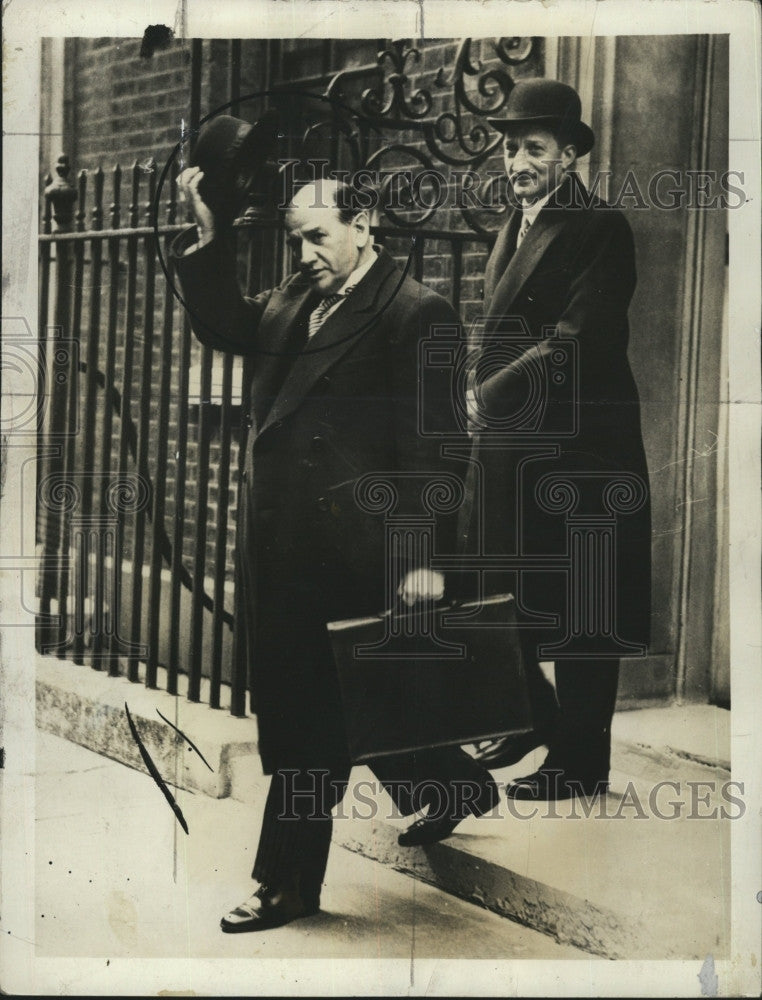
[382,594,458,619]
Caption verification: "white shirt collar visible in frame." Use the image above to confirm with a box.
[520,177,565,223]
[336,248,378,296]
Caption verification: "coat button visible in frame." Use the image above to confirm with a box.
[311,435,325,450]
[317,496,330,511]
[242,470,249,484]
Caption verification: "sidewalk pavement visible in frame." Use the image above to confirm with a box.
[33,730,588,962]
[35,654,732,961]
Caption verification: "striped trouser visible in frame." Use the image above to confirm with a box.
[252,749,498,903]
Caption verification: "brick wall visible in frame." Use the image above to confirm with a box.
[71,38,192,171]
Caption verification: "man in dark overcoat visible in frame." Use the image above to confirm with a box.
[466,79,652,799]
[172,174,498,932]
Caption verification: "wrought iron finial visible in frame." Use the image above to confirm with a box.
[92,165,105,230]
[110,163,122,229]
[54,153,71,181]
[44,154,78,232]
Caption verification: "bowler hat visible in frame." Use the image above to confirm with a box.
[487,79,594,157]
[191,109,280,224]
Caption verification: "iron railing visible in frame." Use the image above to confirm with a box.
[36,36,537,714]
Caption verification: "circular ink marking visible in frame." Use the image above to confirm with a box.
[153,89,416,358]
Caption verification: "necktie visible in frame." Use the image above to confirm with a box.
[308,293,342,338]
[307,287,354,338]
[516,213,532,248]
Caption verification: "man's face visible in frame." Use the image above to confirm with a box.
[502,128,575,205]
[285,196,364,296]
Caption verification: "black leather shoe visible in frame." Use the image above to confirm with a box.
[398,814,460,847]
[472,725,557,769]
[220,884,319,933]
[505,767,609,802]
[399,774,501,846]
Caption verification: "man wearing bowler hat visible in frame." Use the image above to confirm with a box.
[466,79,652,799]
[171,121,500,933]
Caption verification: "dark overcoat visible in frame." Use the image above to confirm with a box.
[464,172,652,654]
[172,235,463,772]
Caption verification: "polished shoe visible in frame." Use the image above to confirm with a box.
[398,813,461,847]
[220,883,319,933]
[505,767,609,802]
[399,775,501,846]
[472,723,557,769]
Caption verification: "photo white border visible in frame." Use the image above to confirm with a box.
[2,0,760,995]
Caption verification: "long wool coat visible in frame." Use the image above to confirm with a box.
[173,236,464,772]
[463,172,652,656]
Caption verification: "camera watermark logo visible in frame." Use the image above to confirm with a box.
[1,318,79,437]
[418,317,578,439]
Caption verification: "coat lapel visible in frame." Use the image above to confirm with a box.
[486,174,580,315]
[484,209,521,304]
[248,278,316,428]
[256,248,398,437]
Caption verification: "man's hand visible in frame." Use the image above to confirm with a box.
[398,568,445,607]
[177,166,216,247]
[465,387,488,436]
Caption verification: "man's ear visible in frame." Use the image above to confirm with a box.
[352,210,371,248]
[560,144,577,171]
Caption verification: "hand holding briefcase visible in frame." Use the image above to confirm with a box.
[327,593,533,764]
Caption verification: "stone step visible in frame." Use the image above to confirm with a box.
[36,654,731,960]
[35,654,260,800]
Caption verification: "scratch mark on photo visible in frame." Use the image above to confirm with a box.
[156,707,215,772]
[125,702,189,834]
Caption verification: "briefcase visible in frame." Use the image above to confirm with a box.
[327,593,533,763]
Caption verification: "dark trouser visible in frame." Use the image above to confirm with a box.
[519,629,619,776]
[252,747,498,904]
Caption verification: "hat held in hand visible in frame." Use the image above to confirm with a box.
[191,109,280,225]
[488,78,595,157]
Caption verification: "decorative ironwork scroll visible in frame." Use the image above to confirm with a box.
[271,36,538,235]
